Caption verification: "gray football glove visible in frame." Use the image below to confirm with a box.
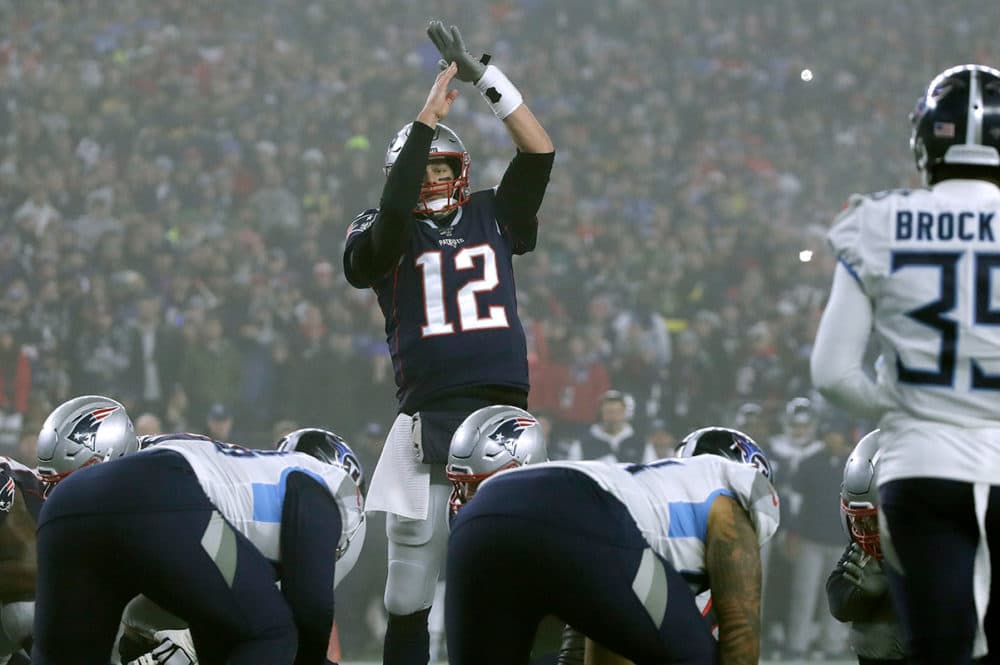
[843,542,888,597]
[427,21,486,84]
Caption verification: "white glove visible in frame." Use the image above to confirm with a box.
[128,629,197,665]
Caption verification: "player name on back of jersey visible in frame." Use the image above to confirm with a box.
[895,210,996,242]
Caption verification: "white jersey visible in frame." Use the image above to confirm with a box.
[829,179,1000,483]
[144,435,365,585]
[495,456,779,593]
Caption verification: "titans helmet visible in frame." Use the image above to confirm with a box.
[446,405,547,516]
[385,122,471,216]
[841,429,882,559]
[911,64,1000,180]
[37,395,139,483]
[276,428,365,493]
[676,426,774,482]
[277,427,366,578]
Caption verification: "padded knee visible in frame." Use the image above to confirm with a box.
[384,485,452,615]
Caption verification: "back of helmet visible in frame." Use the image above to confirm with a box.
[36,395,138,483]
[446,405,547,516]
[911,64,1000,183]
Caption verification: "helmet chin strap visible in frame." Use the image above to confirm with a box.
[419,199,459,224]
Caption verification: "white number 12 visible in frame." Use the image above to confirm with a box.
[415,244,510,337]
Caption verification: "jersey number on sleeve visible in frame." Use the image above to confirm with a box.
[415,244,510,337]
[892,250,1000,388]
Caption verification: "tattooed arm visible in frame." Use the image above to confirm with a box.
[705,495,761,665]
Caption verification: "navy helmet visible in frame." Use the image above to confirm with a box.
[677,426,774,482]
[911,64,1000,180]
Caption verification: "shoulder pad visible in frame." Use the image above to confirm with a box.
[864,187,922,202]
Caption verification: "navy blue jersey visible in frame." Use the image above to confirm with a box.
[345,190,530,412]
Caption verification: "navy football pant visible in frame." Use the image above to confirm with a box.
[446,467,717,665]
[880,478,1000,665]
[31,450,340,665]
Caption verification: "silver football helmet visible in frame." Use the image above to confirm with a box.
[446,405,547,516]
[384,122,470,217]
[841,429,882,559]
[37,395,139,483]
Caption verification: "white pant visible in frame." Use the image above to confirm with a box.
[786,539,849,654]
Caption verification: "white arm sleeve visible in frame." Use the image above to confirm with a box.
[810,263,893,420]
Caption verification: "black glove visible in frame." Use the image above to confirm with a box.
[842,542,888,597]
[427,20,486,84]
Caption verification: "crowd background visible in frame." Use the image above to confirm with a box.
[0,0,992,659]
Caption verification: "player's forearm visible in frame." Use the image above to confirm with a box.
[502,104,554,153]
[358,120,435,276]
[380,121,433,221]
[495,150,554,243]
[706,498,761,665]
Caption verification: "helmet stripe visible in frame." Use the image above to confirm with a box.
[968,67,984,146]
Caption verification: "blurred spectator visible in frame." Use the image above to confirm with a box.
[126,292,183,417]
[180,314,241,423]
[204,402,234,442]
[784,426,854,659]
[134,412,163,437]
[577,390,645,463]
[641,418,678,462]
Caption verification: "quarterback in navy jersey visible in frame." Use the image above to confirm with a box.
[343,21,553,665]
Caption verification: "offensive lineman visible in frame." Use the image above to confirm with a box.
[445,427,779,665]
[0,456,45,665]
[811,64,1000,664]
[342,20,554,665]
[31,425,365,665]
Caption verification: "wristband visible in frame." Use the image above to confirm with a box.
[475,64,523,120]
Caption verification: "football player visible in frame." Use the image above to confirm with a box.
[0,396,140,665]
[826,430,906,665]
[31,424,365,665]
[811,64,1000,663]
[445,427,779,665]
[342,20,553,665]
[0,456,45,665]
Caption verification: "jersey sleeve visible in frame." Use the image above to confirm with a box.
[827,194,868,284]
[827,193,893,295]
[342,208,380,288]
[723,461,780,547]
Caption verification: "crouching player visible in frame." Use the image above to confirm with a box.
[446,426,779,665]
[31,427,365,665]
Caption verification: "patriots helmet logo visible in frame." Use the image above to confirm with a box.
[487,417,538,457]
[0,476,15,512]
[66,406,119,452]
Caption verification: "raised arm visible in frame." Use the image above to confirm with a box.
[704,495,761,665]
[426,21,554,248]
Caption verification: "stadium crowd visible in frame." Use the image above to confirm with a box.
[0,0,993,659]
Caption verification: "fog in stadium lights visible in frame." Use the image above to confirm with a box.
[799,249,813,262]
[800,68,813,82]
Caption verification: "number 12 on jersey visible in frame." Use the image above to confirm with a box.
[415,245,510,337]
